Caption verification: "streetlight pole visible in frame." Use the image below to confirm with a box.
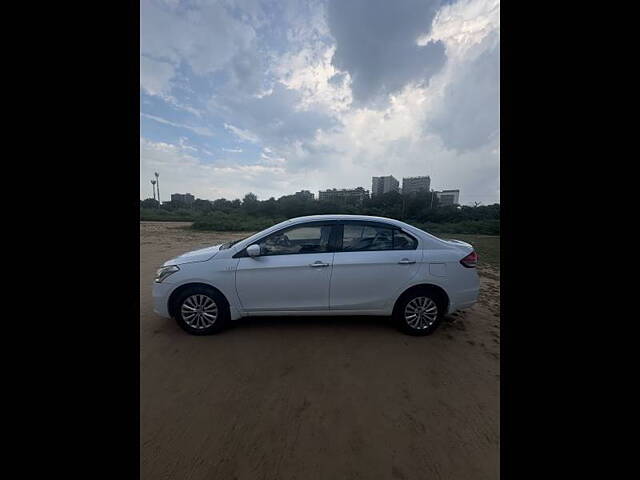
[155,172,160,205]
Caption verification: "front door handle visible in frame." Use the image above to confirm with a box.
[310,261,330,267]
[398,259,416,264]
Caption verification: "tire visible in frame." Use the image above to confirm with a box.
[394,289,445,336]
[173,286,230,335]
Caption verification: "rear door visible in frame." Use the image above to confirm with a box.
[235,221,338,312]
[329,221,421,311]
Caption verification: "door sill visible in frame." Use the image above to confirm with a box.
[241,309,388,317]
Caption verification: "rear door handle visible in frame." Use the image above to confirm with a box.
[310,261,330,267]
[398,259,416,264]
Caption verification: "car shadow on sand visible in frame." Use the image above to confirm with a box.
[227,314,460,333]
[230,315,393,331]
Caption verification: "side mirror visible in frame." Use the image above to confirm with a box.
[246,244,261,257]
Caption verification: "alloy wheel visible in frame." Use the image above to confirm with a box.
[404,296,438,330]
[181,294,218,329]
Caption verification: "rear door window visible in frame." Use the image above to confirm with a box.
[340,222,418,251]
[393,230,418,250]
[341,223,393,251]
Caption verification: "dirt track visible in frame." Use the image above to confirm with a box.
[140,222,500,480]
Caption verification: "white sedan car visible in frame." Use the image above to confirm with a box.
[153,215,479,336]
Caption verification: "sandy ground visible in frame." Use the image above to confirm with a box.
[140,221,500,480]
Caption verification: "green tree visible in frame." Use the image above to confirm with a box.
[141,198,159,208]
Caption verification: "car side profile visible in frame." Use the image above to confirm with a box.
[152,215,479,336]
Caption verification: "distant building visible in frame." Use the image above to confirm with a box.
[318,187,369,204]
[371,175,400,196]
[171,193,195,205]
[402,176,431,195]
[294,190,315,200]
[435,189,460,206]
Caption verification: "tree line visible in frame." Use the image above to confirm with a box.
[140,190,500,235]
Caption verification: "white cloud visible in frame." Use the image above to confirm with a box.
[419,0,500,57]
[427,37,500,151]
[273,44,352,113]
[421,0,500,152]
[223,123,260,143]
[140,137,304,200]
[260,148,287,166]
[140,0,501,205]
[140,0,256,76]
[267,63,499,204]
[260,0,499,203]
[140,56,175,96]
[140,113,215,137]
[139,56,203,117]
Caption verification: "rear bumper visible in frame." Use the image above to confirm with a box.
[448,285,480,314]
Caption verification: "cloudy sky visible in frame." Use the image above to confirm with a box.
[140,0,500,205]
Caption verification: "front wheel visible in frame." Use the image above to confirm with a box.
[394,291,444,336]
[174,286,229,335]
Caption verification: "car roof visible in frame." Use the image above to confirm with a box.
[286,214,405,225]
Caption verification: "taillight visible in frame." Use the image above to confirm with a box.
[460,251,478,268]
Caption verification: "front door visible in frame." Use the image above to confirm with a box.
[235,222,336,312]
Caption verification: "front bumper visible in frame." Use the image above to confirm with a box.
[152,281,175,318]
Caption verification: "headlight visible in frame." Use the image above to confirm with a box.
[155,265,180,283]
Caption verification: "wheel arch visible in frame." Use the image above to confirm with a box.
[167,282,230,319]
[392,283,450,316]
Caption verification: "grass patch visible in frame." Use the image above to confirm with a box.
[140,208,196,222]
[414,219,499,235]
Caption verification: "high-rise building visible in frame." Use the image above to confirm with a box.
[371,175,400,196]
[402,176,431,195]
[294,190,315,200]
[435,190,460,206]
[318,187,369,204]
[171,193,195,205]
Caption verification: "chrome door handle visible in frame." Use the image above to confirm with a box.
[310,261,330,267]
[398,259,416,264]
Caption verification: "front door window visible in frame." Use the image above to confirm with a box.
[259,224,332,255]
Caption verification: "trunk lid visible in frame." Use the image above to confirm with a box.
[441,238,474,254]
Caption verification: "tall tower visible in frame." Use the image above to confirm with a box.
[151,179,157,201]
[154,172,160,204]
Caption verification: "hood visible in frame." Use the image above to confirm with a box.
[164,244,222,266]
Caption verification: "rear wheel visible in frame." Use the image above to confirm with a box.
[174,286,229,335]
[394,290,444,336]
